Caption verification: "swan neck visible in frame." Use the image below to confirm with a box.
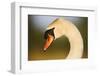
[64,23,83,59]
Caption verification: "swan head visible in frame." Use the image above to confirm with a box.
[43,18,64,51]
[43,27,55,51]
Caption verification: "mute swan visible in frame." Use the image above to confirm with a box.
[43,18,83,59]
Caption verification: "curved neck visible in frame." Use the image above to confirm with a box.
[47,18,83,58]
[64,24,83,59]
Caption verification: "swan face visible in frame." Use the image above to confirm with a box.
[43,28,55,51]
[43,18,64,51]
[43,26,64,51]
[46,18,65,39]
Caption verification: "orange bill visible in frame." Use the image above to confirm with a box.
[43,34,54,51]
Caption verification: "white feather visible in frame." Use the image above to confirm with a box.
[47,18,83,59]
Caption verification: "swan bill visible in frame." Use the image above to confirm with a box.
[43,34,54,51]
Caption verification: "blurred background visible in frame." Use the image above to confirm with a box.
[28,15,88,60]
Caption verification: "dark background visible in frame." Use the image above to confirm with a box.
[28,15,88,60]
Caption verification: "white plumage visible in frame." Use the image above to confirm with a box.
[46,18,83,59]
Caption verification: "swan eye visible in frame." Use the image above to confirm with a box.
[44,28,55,39]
